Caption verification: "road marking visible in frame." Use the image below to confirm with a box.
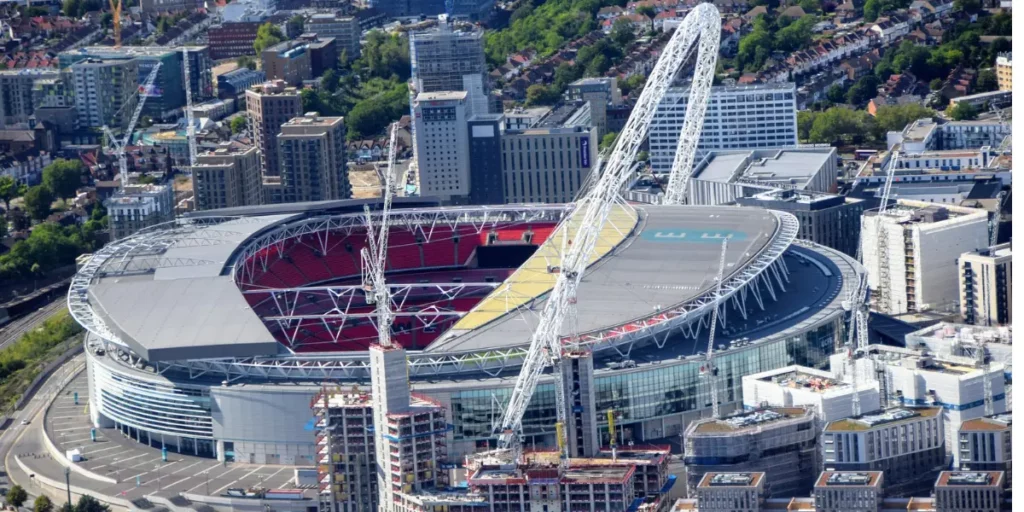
[169,460,204,476]
[261,466,288,485]
[185,463,227,493]
[126,456,164,470]
[51,426,91,434]
[92,452,148,470]
[213,465,259,494]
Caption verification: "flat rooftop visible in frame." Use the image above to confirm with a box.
[690,407,811,435]
[825,407,940,432]
[415,90,468,102]
[959,414,1011,432]
[698,472,764,488]
[815,471,882,488]
[935,471,1004,487]
[694,149,832,187]
[757,369,847,393]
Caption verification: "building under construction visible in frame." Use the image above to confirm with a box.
[683,407,820,498]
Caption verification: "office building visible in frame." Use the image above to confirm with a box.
[303,36,338,78]
[502,106,550,131]
[499,125,597,204]
[650,83,798,174]
[312,388,377,512]
[466,114,503,205]
[412,91,470,202]
[861,200,989,315]
[958,243,1012,326]
[567,77,622,136]
[261,41,312,86]
[933,471,1004,512]
[688,148,839,206]
[695,473,766,512]
[216,68,266,99]
[822,407,946,497]
[736,190,864,257]
[246,80,303,177]
[958,414,1011,487]
[409,22,488,107]
[209,22,263,60]
[60,46,213,118]
[812,472,883,512]
[372,0,494,20]
[306,14,361,58]
[105,183,175,240]
[70,58,139,132]
[193,143,262,211]
[887,118,1011,152]
[32,74,78,134]
[995,53,1011,91]
[906,323,1013,379]
[844,344,1008,462]
[275,113,349,204]
[0,69,59,128]
[741,366,880,423]
[684,407,820,498]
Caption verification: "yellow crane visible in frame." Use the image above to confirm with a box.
[109,0,122,47]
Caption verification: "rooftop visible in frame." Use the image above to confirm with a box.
[868,200,988,224]
[815,471,882,488]
[698,472,764,488]
[959,414,1011,432]
[965,242,1012,259]
[825,407,940,432]
[755,367,848,393]
[935,471,1003,487]
[248,80,301,96]
[415,90,468,102]
[693,149,834,188]
[690,407,812,435]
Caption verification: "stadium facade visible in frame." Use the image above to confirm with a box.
[71,200,862,464]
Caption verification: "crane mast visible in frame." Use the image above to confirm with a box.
[873,151,900,313]
[361,124,399,348]
[182,48,198,169]
[102,62,162,189]
[702,238,729,419]
[490,4,723,459]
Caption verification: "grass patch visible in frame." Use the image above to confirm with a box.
[0,310,83,411]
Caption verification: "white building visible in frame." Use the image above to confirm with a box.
[868,15,910,45]
[860,200,989,315]
[958,244,1012,327]
[906,323,1013,382]
[742,366,880,423]
[995,53,1011,91]
[958,414,1011,485]
[812,472,883,512]
[888,118,1011,153]
[70,58,139,131]
[694,473,766,512]
[499,126,598,204]
[413,91,470,202]
[848,344,1008,464]
[105,183,175,240]
[649,83,798,174]
[687,148,838,206]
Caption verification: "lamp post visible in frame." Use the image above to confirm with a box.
[64,466,72,508]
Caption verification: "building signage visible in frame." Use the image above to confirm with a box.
[580,136,590,168]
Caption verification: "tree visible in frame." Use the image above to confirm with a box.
[636,150,649,162]
[798,0,821,12]
[321,69,339,93]
[826,84,846,104]
[345,82,409,141]
[947,102,978,121]
[975,69,997,93]
[230,115,248,135]
[286,15,304,36]
[525,84,559,106]
[954,0,981,13]
[62,0,82,16]
[863,0,881,21]
[610,18,636,47]
[6,485,27,508]
[353,31,411,81]
[155,16,172,35]
[774,16,815,53]
[236,56,256,70]
[873,104,934,137]
[635,5,657,32]
[23,185,54,221]
[619,73,646,97]
[0,175,27,212]
[797,110,817,142]
[845,75,880,106]
[599,131,618,151]
[808,107,875,144]
[736,19,773,72]
[75,495,110,512]
[253,23,284,54]
[929,78,944,90]
[42,159,85,201]
[34,495,54,512]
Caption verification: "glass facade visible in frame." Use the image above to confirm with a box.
[450,319,840,443]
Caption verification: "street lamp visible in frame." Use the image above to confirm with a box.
[63,466,72,508]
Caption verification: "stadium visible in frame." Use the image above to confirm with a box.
[70,199,861,464]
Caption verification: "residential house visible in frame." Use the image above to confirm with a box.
[910,0,954,20]
[744,5,768,19]
[836,1,858,22]
[713,0,749,14]
[870,15,911,45]
[779,5,807,19]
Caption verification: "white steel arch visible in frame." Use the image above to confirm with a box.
[663,5,721,205]
[493,3,723,454]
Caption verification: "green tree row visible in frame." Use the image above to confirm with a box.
[7,488,109,512]
[736,14,817,73]
[797,103,935,145]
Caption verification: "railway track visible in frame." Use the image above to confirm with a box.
[0,300,68,351]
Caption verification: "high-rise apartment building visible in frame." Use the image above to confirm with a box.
[736,190,864,257]
[306,14,361,58]
[312,388,379,512]
[413,91,470,202]
[812,472,883,512]
[261,41,312,86]
[70,58,139,131]
[861,200,989,315]
[958,414,1012,487]
[193,143,262,211]
[246,80,303,177]
[694,473,767,512]
[822,407,946,497]
[372,0,494,21]
[0,69,59,128]
[741,366,880,423]
[409,23,487,99]
[209,22,263,60]
[105,183,175,240]
[274,113,349,204]
[958,243,1012,326]
[995,53,1011,91]
[649,83,798,174]
[684,407,820,498]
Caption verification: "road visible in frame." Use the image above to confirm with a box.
[0,300,67,351]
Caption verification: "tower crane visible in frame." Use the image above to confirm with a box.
[975,337,995,417]
[873,151,900,313]
[109,0,122,47]
[486,4,722,462]
[700,238,729,419]
[843,272,869,416]
[360,124,400,347]
[182,48,198,169]
[103,62,162,189]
